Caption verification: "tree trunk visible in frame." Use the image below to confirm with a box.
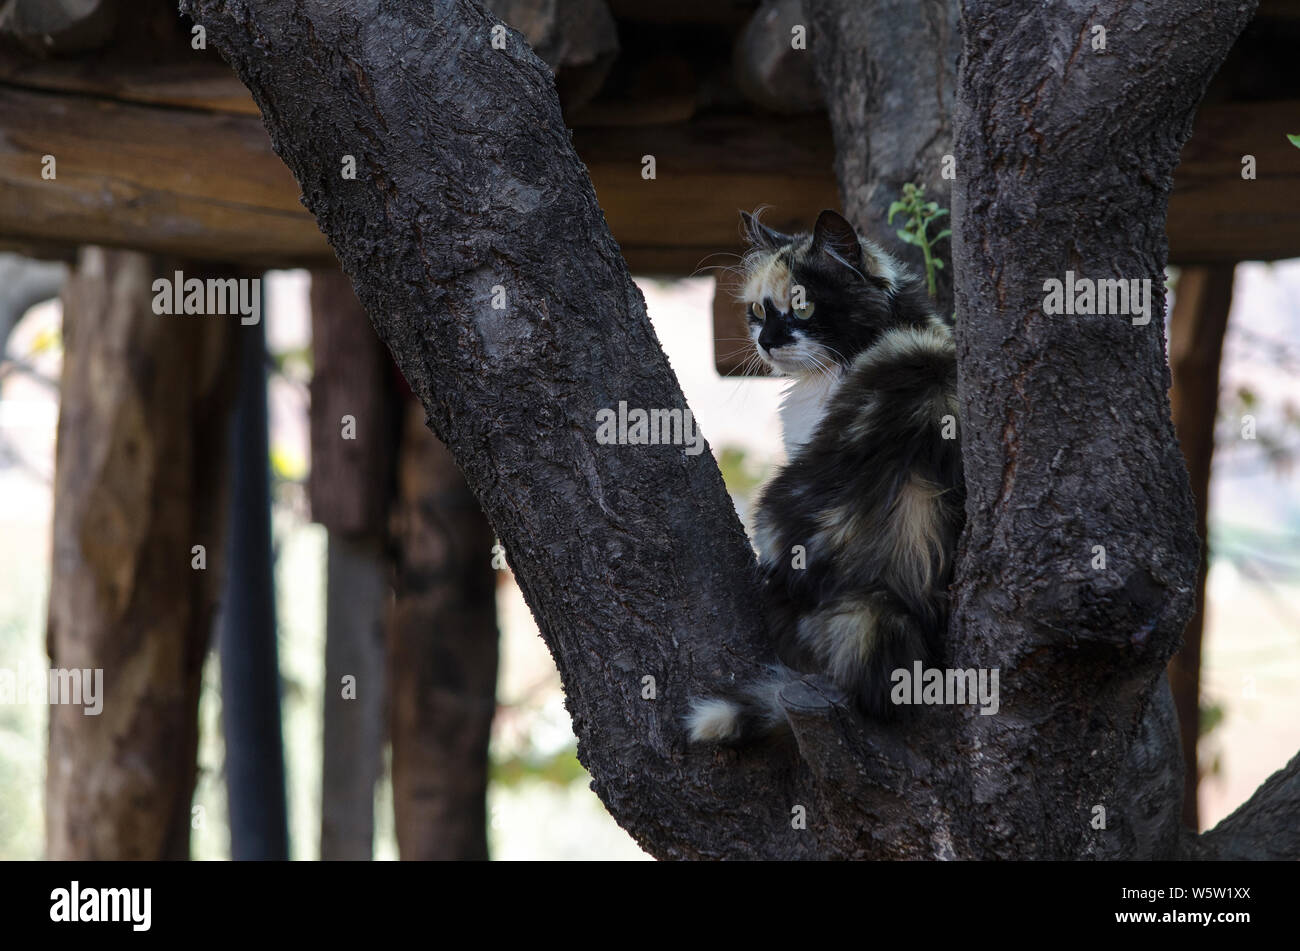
[46,247,236,859]
[949,0,1255,858]
[388,401,498,861]
[184,0,1299,859]
[807,0,959,315]
[1166,264,1235,832]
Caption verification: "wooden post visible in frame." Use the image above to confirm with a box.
[1167,264,1235,832]
[388,401,499,861]
[46,247,236,859]
[309,269,396,860]
[218,285,289,860]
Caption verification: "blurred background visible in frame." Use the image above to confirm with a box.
[1,0,1298,859]
[3,266,1298,859]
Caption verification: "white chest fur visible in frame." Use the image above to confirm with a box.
[779,372,843,456]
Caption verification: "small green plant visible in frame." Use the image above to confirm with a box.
[888,182,951,299]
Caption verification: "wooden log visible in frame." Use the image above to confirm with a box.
[0,86,325,268]
[46,247,237,859]
[0,84,840,271]
[713,273,754,376]
[309,268,397,860]
[321,532,388,860]
[0,55,260,114]
[1167,265,1235,833]
[605,0,751,25]
[483,0,619,113]
[308,269,397,535]
[0,81,1298,272]
[388,400,499,861]
[733,0,822,115]
[218,301,289,861]
[0,0,117,54]
[1165,102,1300,262]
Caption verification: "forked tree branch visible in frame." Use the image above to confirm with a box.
[183,0,1294,858]
[180,0,826,859]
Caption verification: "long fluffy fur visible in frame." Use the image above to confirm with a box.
[687,210,964,745]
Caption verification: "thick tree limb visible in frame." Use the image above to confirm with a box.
[180,0,826,859]
[1190,751,1300,860]
[186,0,1293,858]
[808,0,959,315]
[949,0,1257,857]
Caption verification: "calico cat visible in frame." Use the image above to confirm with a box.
[687,209,965,743]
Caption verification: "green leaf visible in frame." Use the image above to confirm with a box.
[933,229,952,242]
[930,208,949,220]
[932,259,944,269]
[887,202,904,223]
[1288,133,1300,148]
[897,229,917,245]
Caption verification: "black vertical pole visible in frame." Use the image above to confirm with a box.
[219,282,290,860]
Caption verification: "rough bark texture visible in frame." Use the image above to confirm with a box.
[807,0,959,316]
[184,0,1296,859]
[46,247,236,859]
[949,0,1257,858]
[388,401,498,861]
[1166,265,1235,832]
[1192,750,1300,860]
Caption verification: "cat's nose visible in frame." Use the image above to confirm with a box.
[758,323,791,352]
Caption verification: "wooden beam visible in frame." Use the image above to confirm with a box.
[0,0,118,54]
[1165,101,1300,263]
[605,0,753,26]
[0,84,841,270]
[575,115,841,273]
[1,82,1298,272]
[1257,0,1300,19]
[0,55,260,114]
[0,86,326,267]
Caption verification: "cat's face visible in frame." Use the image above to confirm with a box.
[739,209,908,378]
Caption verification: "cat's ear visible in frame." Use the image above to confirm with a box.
[740,210,793,250]
[811,209,862,265]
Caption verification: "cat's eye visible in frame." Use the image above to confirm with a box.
[749,301,766,321]
[793,301,815,320]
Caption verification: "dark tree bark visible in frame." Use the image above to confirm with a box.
[808,0,959,316]
[1166,265,1235,832]
[388,401,498,861]
[47,248,236,859]
[183,0,1297,859]
[950,0,1261,859]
